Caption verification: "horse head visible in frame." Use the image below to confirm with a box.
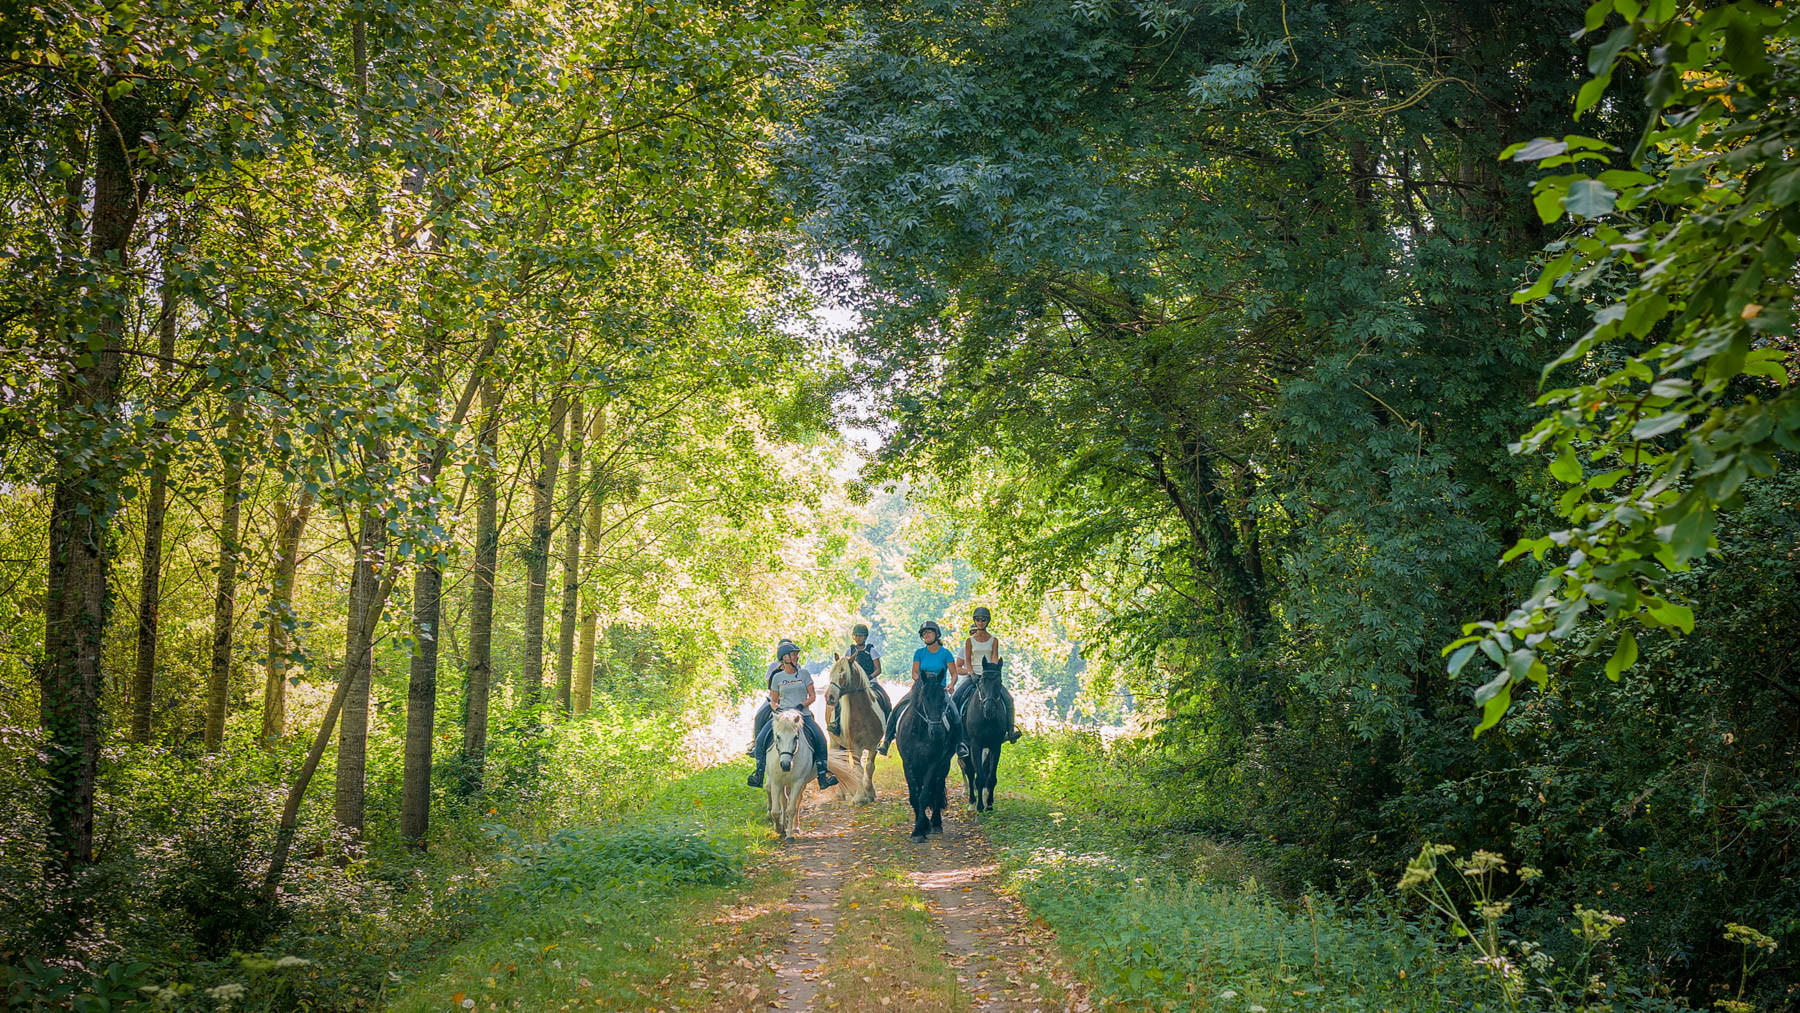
[827,652,864,698]
[771,709,805,772]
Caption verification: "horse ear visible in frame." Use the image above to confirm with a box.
[833,652,840,661]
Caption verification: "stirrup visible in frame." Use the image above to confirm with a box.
[746,771,764,788]
[817,771,838,788]
[1005,729,1022,743]
[877,741,891,756]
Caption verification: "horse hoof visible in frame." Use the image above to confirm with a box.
[910,834,927,843]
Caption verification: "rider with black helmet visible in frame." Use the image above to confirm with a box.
[829,622,894,736]
[747,639,838,790]
[876,619,966,756]
[954,606,1021,744]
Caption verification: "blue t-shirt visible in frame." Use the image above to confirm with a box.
[913,645,953,680]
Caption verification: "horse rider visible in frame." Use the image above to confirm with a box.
[953,605,1022,746]
[876,620,965,757]
[747,639,839,790]
[828,622,895,737]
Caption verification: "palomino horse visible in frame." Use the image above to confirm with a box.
[763,708,864,839]
[958,661,1008,813]
[825,653,886,804]
[895,670,957,842]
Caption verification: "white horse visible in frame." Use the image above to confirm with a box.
[764,708,865,839]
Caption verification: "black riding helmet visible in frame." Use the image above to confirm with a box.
[918,620,941,639]
[972,606,991,623]
[774,639,800,662]
[852,623,869,638]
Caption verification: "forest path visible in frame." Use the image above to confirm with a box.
[756,758,1092,1012]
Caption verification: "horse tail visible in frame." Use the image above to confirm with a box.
[826,748,866,798]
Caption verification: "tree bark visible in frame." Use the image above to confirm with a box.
[399,534,439,845]
[334,497,386,843]
[204,405,247,751]
[42,94,145,871]
[460,376,501,785]
[554,400,586,711]
[400,259,445,845]
[572,408,607,715]
[521,395,568,704]
[261,492,313,746]
[131,256,180,743]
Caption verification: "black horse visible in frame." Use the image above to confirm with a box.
[895,670,957,842]
[958,661,1008,812]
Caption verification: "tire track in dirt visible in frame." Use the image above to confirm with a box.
[860,763,1094,1012]
[768,790,857,1010]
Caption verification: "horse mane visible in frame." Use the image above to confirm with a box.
[829,653,866,694]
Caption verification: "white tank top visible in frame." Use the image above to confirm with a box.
[965,634,999,668]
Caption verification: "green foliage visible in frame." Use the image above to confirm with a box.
[1456,0,1800,731]
[986,732,1691,1012]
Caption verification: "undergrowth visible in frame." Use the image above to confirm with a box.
[982,730,1699,1013]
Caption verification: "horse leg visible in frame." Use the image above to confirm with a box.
[959,747,976,805]
[982,745,999,812]
[928,758,946,833]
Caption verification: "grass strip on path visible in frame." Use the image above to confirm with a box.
[385,760,792,1013]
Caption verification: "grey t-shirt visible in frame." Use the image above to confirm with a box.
[768,663,811,709]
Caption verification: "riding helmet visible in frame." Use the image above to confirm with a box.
[774,639,800,661]
[972,606,991,623]
[852,623,869,637]
[918,620,941,638]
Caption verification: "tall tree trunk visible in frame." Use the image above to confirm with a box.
[399,262,445,846]
[131,255,180,743]
[460,376,501,785]
[261,492,313,746]
[553,400,586,711]
[521,395,568,704]
[204,406,246,750]
[42,95,145,871]
[399,520,439,845]
[572,408,607,715]
[334,496,386,843]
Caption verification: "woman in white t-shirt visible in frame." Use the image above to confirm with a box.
[747,640,838,790]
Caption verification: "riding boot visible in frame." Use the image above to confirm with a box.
[948,697,969,759]
[878,697,907,756]
[746,722,774,788]
[1004,689,1021,743]
[828,697,842,737]
[801,714,837,788]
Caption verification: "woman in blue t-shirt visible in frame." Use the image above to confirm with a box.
[876,620,965,756]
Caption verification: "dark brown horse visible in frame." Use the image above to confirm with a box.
[957,661,1007,812]
[896,669,956,842]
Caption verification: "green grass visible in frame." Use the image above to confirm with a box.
[384,760,790,1013]
[976,732,1684,1013]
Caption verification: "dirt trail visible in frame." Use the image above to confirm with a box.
[767,792,856,1010]
[759,765,1091,1013]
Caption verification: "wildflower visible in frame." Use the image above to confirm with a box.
[1518,866,1543,883]
[1724,924,1777,952]
[208,982,248,1001]
[1572,906,1626,943]
[1459,850,1507,876]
